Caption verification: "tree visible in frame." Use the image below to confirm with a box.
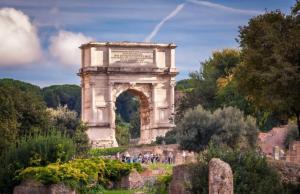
[47,105,80,136]
[42,85,81,114]
[115,91,141,140]
[189,146,292,194]
[176,49,247,120]
[47,106,90,156]
[115,114,130,146]
[236,2,300,134]
[0,87,18,156]
[0,79,50,138]
[176,105,258,152]
[116,91,140,122]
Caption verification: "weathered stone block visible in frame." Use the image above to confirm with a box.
[13,180,75,194]
[209,158,233,194]
[168,164,193,194]
[117,170,144,189]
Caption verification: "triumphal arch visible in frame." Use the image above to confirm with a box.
[78,42,178,147]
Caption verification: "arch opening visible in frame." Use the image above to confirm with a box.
[114,89,150,146]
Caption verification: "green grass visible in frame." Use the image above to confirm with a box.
[147,163,173,174]
[103,189,136,194]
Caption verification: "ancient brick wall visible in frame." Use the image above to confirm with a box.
[268,159,300,185]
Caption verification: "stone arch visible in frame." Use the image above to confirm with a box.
[112,83,152,144]
[79,42,178,147]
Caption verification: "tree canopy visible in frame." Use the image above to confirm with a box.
[176,105,258,152]
[42,84,81,114]
[236,2,300,134]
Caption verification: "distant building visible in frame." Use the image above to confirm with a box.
[258,126,288,156]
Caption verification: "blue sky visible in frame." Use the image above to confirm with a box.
[0,0,295,87]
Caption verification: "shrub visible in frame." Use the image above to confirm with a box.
[115,120,130,146]
[176,105,258,151]
[88,147,128,157]
[155,130,177,145]
[0,131,75,193]
[143,173,172,194]
[47,106,90,157]
[16,158,142,193]
[188,145,292,194]
[73,123,91,157]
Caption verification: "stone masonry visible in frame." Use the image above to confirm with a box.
[209,158,233,194]
[78,42,178,147]
[13,180,75,194]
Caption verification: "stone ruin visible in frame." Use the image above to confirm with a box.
[78,41,178,148]
[209,158,233,194]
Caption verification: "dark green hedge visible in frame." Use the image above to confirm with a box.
[88,147,127,157]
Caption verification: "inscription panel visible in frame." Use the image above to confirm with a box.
[110,49,154,65]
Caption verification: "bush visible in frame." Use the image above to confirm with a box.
[88,147,128,157]
[156,130,177,145]
[176,105,258,151]
[73,123,91,157]
[47,106,90,157]
[0,131,75,193]
[143,173,172,194]
[16,158,142,193]
[154,173,172,194]
[115,117,130,146]
[188,145,295,194]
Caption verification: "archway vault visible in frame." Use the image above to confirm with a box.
[79,42,178,148]
[113,84,152,145]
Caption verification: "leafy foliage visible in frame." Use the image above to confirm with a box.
[175,79,194,92]
[176,49,281,132]
[115,114,130,146]
[47,106,80,135]
[156,130,177,145]
[115,91,141,143]
[189,146,289,194]
[177,49,242,118]
[116,91,139,123]
[47,106,90,157]
[176,106,258,152]
[236,3,300,133]
[153,173,172,194]
[73,123,91,157]
[0,79,50,142]
[0,87,18,155]
[42,84,81,114]
[16,158,142,192]
[88,147,128,157]
[0,131,75,193]
[0,78,42,95]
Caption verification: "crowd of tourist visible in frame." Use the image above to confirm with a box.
[116,151,176,164]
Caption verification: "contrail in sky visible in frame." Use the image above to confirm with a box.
[144,0,262,42]
[187,0,262,15]
[144,3,185,42]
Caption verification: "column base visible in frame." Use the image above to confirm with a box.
[86,127,118,148]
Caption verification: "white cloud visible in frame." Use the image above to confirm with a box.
[0,8,42,66]
[49,30,93,66]
[144,3,185,42]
